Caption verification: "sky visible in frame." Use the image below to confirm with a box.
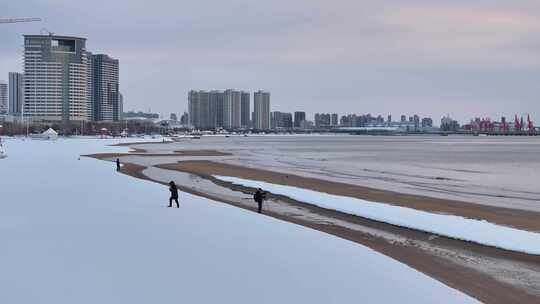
[1,0,539,123]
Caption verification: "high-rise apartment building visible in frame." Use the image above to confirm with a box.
[91,54,119,121]
[210,90,224,128]
[189,90,212,129]
[331,113,338,126]
[241,91,250,128]
[118,92,124,121]
[0,81,7,114]
[253,90,270,130]
[294,111,306,128]
[23,35,91,121]
[8,72,24,115]
[188,90,199,128]
[224,89,241,129]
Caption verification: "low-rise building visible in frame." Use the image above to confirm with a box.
[271,111,293,129]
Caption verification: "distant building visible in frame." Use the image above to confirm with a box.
[241,91,250,128]
[340,113,420,128]
[253,90,270,130]
[118,92,124,120]
[0,81,7,114]
[180,112,189,125]
[421,117,433,128]
[123,111,159,120]
[271,111,293,129]
[413,115,420,131]
[300,120,314,129]
[8,73,23,115]
[91,53,120,121]
[170,113,178,121]
[294,111,306,128]
[465,117,497,132]
[401,115,407,123]
[441,115,460,132]
[188,89,255,130]
[314,113,331,127]
[189,90,212,129]
[340,114,359,127]
[339,114,349,127]
[331,113,338,126]
[210,90,224,128]
[224,89,241,129]
[23,35,91,121]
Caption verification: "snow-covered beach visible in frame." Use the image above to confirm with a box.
[80,135,540,303]
[0,137,479,303]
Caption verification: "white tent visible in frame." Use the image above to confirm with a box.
[42,128,58,140]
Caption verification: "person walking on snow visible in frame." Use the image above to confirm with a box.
[116,158,121,171]
[168,181,180,208]
[253,188,266,214]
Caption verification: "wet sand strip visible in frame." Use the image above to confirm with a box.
[158,160,540,232]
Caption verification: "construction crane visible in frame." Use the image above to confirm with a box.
[0,18,41,24]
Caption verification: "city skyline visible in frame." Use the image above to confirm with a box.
[1,1,539,123]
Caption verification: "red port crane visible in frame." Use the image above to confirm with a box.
[515,115,522,131]
[527,115,534,133]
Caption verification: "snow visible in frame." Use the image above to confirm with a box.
[0,138,478,303]
[214,176,540,255]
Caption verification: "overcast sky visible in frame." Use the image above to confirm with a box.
[1,0,539,123]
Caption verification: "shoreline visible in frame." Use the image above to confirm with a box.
[159,160,540,232]
[86,149,540,303]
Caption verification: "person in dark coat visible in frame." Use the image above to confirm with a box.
[253,188,266,214]
[116,158,121,171]
[168,181,180,208]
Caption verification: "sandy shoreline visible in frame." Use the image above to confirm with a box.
[159,160,540,232]
[86,148,540,303]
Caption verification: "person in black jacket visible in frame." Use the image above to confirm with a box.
[168,181,179,208]
[253,188,266,214]
[116,158,121,171]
